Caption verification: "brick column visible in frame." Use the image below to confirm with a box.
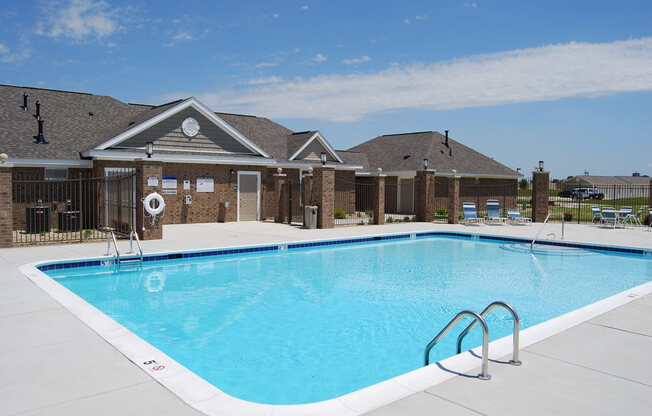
[415,170,436,222]
[532,170,550,222]
[372,173,385,225]
[273,168,287,223]
[649,179,652,211]
[0,164,14,248]
[448,170,460,224]
[302,171,313,207]
[314,166,335,229]
[136,160,163,240]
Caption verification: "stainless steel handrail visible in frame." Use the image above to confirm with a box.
[129,230,144,264]
[107,231,120,264]
[456,301,522,366]
[424,310,491,380]
[531,212,565,248]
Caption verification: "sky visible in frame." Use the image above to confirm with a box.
[1,0,651,179]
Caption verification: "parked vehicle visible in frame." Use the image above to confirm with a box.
[571,187,604,200]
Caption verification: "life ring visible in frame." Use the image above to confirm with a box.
[144,192,165,216]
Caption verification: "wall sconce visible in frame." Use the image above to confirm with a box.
[538,161,544,172]
[145,142,153,158]
[320,152,327,165]
[423,158,429,170]
[229,169,234,175]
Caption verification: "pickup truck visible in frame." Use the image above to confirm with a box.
[571,188,604,200]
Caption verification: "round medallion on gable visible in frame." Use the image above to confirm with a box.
[181,117,200,137]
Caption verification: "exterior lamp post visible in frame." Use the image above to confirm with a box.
[145,142,153,158]
[423,158,429,170]
[538,161,544,172]
[320,152,327,166]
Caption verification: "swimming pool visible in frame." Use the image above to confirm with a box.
[37,232,652,406]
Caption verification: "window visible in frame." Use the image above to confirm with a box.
[44,168,68,181]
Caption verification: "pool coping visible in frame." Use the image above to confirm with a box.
[18,230,652,416]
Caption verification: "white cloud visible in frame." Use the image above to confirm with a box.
[313,53,327,62]
[342,55,371,65]
[415,15,428,20]
[244,76,284,85]
[173,32,193,41]
[192,37,652,122]
[37,0,121,41]
[0,43,31,63]
[0,43,8,53]
[465,2,478,7]
[301,5,309,10]
[272,13,279,18]
[255,61,279,68]
[403,18,411,24]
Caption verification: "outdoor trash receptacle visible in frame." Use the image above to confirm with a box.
[58,210,80,232]
[304,205,318,229]
[25,205,51,234]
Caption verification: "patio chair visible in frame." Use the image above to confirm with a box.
[462,202,484,225]
[485,200,508,224]
[649,208,652,231]
[600,209,624,229]
[591,206,603,226]
[507,210,532,225]
[621,207,642,227]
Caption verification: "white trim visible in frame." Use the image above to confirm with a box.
[237,171,261,221]
[95,97,271,158]
[288,132,344,163]
[82,150,275,166]
[364,170,519,179]
[7,158,93,168]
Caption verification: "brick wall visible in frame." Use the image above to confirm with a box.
[0,166,13,247]
[314,167,335,228]
[532,171,550,222]
[334,170,356,214]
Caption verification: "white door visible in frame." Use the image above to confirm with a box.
[237,172,260,221]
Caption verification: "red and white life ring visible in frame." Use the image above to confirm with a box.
[143,192,165,216]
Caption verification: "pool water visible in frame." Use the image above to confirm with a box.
[45,236,651,404]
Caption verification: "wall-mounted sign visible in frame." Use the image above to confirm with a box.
[162,176,177,189]
[183,180,190,190]
[197,177,214,193]
[162,190,177,195]
[147,177,159,187]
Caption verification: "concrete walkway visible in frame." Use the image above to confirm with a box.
[1,222,650,415]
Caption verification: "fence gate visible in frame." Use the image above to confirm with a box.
[12,170,136,246]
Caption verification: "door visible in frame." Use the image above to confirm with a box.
[238,172,260,221]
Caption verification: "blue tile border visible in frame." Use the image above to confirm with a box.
[36,231,652,272]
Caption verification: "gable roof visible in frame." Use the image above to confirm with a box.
[348,131,518,177]
[567,175,650,186]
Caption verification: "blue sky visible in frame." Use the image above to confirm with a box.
[1,0,651,179]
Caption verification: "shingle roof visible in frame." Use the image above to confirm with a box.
[0,84,144,160]
[348,131,518,176]
[570,175,650,186]
[286,131,316,159]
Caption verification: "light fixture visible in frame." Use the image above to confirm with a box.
[423,158,429,170]
[538,161,544,172]
[145,142,153,158]
[320,152,327,165]
[229,169,234,175]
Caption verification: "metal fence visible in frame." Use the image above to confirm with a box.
[12,170,136,245]
[547,182,650,224]
[334,176,375,226]
[383,177,417,223]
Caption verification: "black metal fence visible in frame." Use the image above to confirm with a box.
[547,182,650,224]
[383,177,417,223]
[12,170,136,245]
[334,176,375,225]
[461,180,520,219]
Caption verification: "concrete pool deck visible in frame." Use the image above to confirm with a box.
[1,221,651,415]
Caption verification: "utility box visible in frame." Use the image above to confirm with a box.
[58,211,80,232]
[304,205,318,229]
[26,206,51,234]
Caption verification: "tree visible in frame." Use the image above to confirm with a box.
[519,179,529,191]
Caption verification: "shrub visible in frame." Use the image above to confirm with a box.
[412,216,420,222]
[334,207,346,219]
[365,209,374,218]
[563,212,573,222]
[436,207,447,216]
[403,216,410,222]
[386,217,394,223]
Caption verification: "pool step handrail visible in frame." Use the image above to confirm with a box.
[106,230,143,268]
[456,301,522,366]
[126,230,144,265]
[424,310,491,380]
[531,212,565,248]
[106,231,120,265]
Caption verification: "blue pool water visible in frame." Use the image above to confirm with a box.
[43,235,651,405]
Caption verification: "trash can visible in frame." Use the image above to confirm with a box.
[25,206,51,234]
[58,210,80,232]
[304,205,318,229]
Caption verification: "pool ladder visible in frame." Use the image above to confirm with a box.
[423,301,521,380]
[106,230,143,268]
[531,212,565,248]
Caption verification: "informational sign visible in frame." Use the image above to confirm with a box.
[162,176,177,189]
[162,190,177,195]
[197,177,214,193]
[183,180,190,190]
[147,177,158,187]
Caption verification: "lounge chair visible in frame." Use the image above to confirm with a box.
[485,200,508,224]
[507,210,532,225]
[649,208,652,231]
[591,206,602,226]
[462,202,483,225]
[601,209,624,228]
[620,206,642,227]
